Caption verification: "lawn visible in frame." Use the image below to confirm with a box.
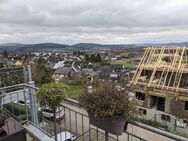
[68,84,83,101]
[111,60,131,68]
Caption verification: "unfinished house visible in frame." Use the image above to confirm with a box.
[131,47,188,120]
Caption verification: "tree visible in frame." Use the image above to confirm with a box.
[32,57,53,86]
[0,67,24,87]
[37,83,68,141]
[0,62,4,68]
[85,54,89,62]
[3,50,8,58]
[96,54,102,62]
[90,54,96,62]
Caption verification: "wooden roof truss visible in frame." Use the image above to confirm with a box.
[131,47,188,99]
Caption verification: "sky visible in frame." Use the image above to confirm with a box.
[0,0,188,45]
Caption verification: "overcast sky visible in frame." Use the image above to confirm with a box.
[0,0,188,45]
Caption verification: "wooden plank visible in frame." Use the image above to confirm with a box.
[162,47,179,89]
[137,81,188,93]
[131,48,149,85]
[148,47,165,87]
[133,48,151,85]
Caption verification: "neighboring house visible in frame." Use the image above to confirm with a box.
[46,62,56,69]
[4,59,14,66]
[129,62,137,70]
[99,66,122,82]
[53,61,65,69]
[15,60,23,66]
[111,56,117,61]
[99,66,113,80]
[109,73,118,80]
[82,68,98,83]
[111,64,124,72]
[53,67,76,82]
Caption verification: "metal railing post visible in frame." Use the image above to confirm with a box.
[28,81,39,125]
[174,118,177,132]
[23,86,29,123]
[105,130,109,141]
[27,65,39,125]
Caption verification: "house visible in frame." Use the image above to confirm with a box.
[82,68,98,83]
[129,62,137,70]
[111,64,124,72]
[15,60,23,66]
[3,58,14,66]
[111,56,117,61]
[99,66,113,80]
[53,67,77,82]
[53,61,65,69]
[99,66,122,82]
[46,62,56,69]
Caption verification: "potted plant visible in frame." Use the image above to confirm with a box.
[79,81,137,135]
[37,83,68,141]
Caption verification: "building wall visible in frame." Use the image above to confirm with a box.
[134,87,188,120]
[170,98,188,120]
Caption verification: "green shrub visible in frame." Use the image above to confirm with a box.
[3,102,26,116]
[36,111,43,122]
[136,118,169,130]
[15,114,27,122]
[3,102,43,123]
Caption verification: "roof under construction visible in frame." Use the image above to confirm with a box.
[131,47,188,100]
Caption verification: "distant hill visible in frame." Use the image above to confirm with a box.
[0,43,24,51]
[1,42,188,52]
[0,42,140,52]
[15,43,70,52]
[137,42,188,47]
[72,43,138,49]
[0,43,23,47]
[0,43,70,52]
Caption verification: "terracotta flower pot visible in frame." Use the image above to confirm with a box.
[88,113,127,135]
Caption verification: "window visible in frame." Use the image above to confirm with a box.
[161,114,171,122]
[42,109,53,113]
[139,108,147,115]
[136,92,145,100]
[185,101,188,110]
[17,100,25,104]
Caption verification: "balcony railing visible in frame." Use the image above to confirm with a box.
[0,84,188,141]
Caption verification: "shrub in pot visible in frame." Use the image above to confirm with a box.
[79,81,137,135]
[37,83,68,141]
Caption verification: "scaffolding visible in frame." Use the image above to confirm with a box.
[131,47,188,100]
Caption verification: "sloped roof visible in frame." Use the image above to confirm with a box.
[82,68,97,77]
[53,61,65,69]
[54,67,73,75]
[110,73,118,78]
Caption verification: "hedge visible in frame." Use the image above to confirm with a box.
[3,102,26,116]
[3,102,43,122]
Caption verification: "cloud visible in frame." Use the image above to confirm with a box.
[0,0,188,44]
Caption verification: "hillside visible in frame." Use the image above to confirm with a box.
[1,42,188,52]
[15,43,70,52]
[0,43,70,52]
